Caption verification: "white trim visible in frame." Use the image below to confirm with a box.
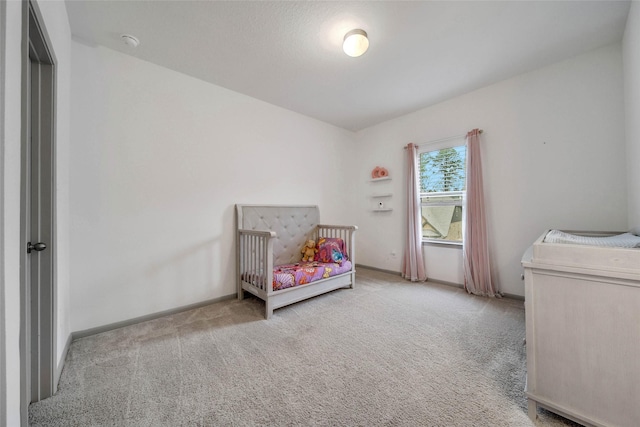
[418,133,467,149]
[0,0,7,423]
[417,134,467,154]
[55,332,71,387]
[21,0,58,410]
[423,239,463,247]
[418,140,466,244]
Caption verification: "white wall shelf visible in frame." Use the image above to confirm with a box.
[370,176,392,210]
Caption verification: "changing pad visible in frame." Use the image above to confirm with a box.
[544,230,640,248]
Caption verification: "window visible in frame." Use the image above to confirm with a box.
[419,142,467,244]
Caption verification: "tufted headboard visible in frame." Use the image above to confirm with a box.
[236,205,319,265]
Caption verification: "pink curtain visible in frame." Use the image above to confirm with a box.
[402,143,427,282]
[463,129,497,296]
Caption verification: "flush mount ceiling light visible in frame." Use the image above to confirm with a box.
[343,29,369,57]
[121,34,140,48]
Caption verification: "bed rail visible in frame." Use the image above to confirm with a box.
[237,229,276,299]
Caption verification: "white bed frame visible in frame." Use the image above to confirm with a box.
[236,204,357,319]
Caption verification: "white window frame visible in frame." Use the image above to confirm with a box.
[417,137,467,246]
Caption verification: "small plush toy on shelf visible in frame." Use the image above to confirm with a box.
[301,239,318,262]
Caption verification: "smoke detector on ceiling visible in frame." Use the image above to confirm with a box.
[121,34,140,48]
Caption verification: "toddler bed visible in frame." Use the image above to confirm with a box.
[236,204,357,319]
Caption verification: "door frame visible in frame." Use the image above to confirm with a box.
[19,0,57,423]
[0,0,7,424]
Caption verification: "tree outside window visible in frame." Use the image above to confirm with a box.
[419,145,466,243]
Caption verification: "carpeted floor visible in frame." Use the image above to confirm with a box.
[29,268,578,426]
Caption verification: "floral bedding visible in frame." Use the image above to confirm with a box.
[273,260,352,291]
[241,237,352,291]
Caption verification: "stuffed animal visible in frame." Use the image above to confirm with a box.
[301,239,317,262]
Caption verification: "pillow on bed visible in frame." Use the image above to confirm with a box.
[314,237,348,264]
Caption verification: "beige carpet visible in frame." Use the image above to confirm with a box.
[29,268,577,426]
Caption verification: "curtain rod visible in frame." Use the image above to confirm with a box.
[404,129,483,149]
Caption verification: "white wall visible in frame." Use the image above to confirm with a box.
[0,0,71,424]
[69,41,356,332]
[624,2,640,228]
[354,44,627,297]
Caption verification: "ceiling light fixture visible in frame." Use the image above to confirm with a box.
[343,29,369,57]
[121,34,140,48]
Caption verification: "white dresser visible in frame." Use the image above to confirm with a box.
[521,231,640,427]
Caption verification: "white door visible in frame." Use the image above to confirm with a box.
[21,1,56,418]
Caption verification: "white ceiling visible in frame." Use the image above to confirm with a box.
[64,1,631,131]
